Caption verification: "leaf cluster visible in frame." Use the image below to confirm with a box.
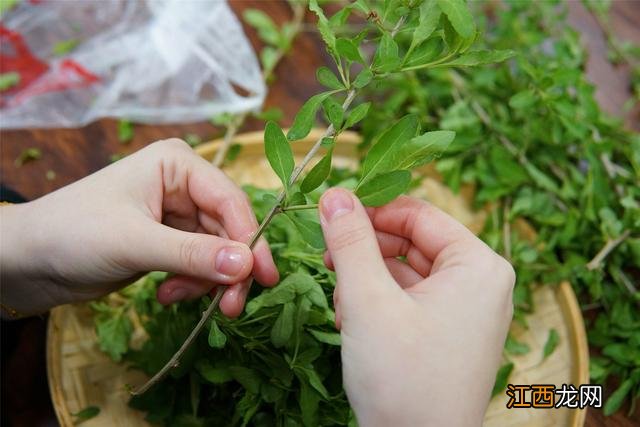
[96,191,354,426]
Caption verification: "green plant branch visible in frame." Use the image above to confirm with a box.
[212,113,245,167]
[281,203,319,212]
[132,88,357,395]
[502,199,512,261]
[586,229,631,271]
[130,287,226,395]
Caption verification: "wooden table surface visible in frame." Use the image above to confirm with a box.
[1,1,638,426]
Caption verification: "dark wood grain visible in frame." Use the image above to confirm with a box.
[1,1,638,426]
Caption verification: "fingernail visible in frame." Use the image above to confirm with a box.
[320,189,354,223]
[168,287,188,303]
[216,246,246,277]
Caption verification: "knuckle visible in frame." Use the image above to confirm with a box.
[498,256,517,287]
[178,236,207,275]
[329,223,369,252]
[157,138,190,153]
[489,255,516,298]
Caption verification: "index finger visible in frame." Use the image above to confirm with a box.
[188,156,279,286]
[368,196,477,261]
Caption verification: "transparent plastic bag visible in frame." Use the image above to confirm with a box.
[0,0,265,129]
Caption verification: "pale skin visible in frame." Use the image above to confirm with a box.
[0,139,515,426]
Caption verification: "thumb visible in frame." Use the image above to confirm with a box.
[319,188,394,301]
[132,221,253,284]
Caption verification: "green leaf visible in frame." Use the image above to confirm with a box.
[14,147,42,167]
[254,107,283,122]
[309,329,341,345]
[491,362,514,397]
[603,378,634,416]
[316,67,344,90]
[353,68,373,88]
[287,212,325,249]
[287,92,333,141]
[394,130,455,169]
[373,33,401,72]
[260,46,279,72]
[344,102,371,128]
[0,0,19,17]
[287,190,307,207]
[230,366,261,394]
[207,319,227,349]
[299,381,320,427]
[243,9,280,46]
[52,39,79,56]
[602,343,639,367]
[509,89,537,109]
[442,49,516,67]
[271,302,295,347]
[320,137,334,148]
[72,406,100,423]
[361,114,420,182]
[329,7,351,27]
[226,144,243,162]
[436,0,475,38]
[301,149,333,193]
[237,391,260,426]
[356,170,412,207]
[336,38,363,63]
[245,272,318,315]
[322,96,344,129]
[184,134,202,147]
[406,37,444,67]
[118,120,134,143]
[305,281,328,309]
[410,0,441,51]
[264,121,295,188]
[309,0,336,54]
[95,312,132,362]
[296,366,329,399]
[196,360,232,384]
[505,335,530,355]
[524,163,560,193]
[0,72,20,91]
[542,329,559,360]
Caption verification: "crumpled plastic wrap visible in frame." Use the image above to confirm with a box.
[0,0,265,129]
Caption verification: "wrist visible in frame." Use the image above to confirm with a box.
[1,202,61,316]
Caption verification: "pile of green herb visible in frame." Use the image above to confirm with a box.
[94,183,347,426]
[359,0,639,415]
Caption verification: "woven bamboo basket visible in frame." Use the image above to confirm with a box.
[47,129,589,426]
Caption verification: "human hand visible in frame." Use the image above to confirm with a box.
[0,139,279,317]
[318,188,515,426]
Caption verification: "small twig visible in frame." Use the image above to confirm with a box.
[586,229,631,271]
[391,16,405,38]
[502,198,512,261]
[212,113,245,168]
[130,288,225,395]
[580,302,603,312]
[282,203,319,212]
[609,264,639,300]
[131,88,357,395]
